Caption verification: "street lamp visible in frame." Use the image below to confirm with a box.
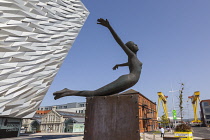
[169,88,179,128]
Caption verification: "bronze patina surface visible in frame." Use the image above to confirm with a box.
[53,18,142,99]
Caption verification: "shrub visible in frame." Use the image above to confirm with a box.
[175,124,192,132]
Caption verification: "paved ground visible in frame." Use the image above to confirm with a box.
[192,127,210,139]
[1,127,210,140]
[142,132,204,140]
[1,133,84,140]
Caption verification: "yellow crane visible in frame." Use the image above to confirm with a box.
[188,91,202,125]
[157,92,169,119]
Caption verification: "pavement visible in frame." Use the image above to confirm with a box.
[1,133,84,140]
[0,131,207,140]
[141,132,205,140]
[192,127,210,139]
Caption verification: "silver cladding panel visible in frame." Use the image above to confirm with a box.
[0,0,89,118]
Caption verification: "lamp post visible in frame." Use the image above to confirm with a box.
[169,88,179,128]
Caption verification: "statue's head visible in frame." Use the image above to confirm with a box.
[126,41,139,53]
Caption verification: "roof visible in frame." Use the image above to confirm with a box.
[71,117,85,123]
[33,114,44,119]
[119,89,156,104]
[32,114,44,122]
[36,110,51,114]
[56,111,85,118]
[200,99,210,103]
[120,89,139,94]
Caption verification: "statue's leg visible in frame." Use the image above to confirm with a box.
[53,74,138,99]
[53,88,94,100]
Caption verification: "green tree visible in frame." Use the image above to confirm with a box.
[179,83,184,122]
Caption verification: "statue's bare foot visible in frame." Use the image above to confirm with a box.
[53,88,69,100]
[53,88,78,100]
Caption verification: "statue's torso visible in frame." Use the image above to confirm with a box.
[128,55,142,77]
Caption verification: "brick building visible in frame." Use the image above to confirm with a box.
[122,89,158,132]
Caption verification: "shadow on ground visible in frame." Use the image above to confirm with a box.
[19,134,83,140]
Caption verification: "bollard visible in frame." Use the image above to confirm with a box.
[140,133,143,140]
[143,133,146,140]
[153,133,156,140]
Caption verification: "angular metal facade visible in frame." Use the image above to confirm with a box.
[0,0,89,118]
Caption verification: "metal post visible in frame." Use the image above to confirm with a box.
[142,133,146,140]
[169,87,178,128]
[153,133,156,140]
[172,91,177,127]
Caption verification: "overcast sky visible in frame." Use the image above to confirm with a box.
[41,0,210,118]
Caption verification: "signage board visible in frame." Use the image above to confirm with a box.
[172,110,177,120]
[73,123,84,133]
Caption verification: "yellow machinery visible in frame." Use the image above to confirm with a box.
[188,91,202,125]
[157,92,169,119]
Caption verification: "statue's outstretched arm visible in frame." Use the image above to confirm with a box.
[113,62,128,70]
[97,18,133,57]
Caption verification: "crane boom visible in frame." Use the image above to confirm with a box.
[188,91,201,124]
[157,92,169,119]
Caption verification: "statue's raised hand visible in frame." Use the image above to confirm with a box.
[112,64,119,70]
[97,18,110,28]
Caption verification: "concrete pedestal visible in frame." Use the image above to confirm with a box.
[84,94,140,140]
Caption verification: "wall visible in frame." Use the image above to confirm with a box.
[138,93,158,132]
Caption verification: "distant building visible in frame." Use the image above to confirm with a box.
[22,102,86,133]
[37,102,86,115]
[21,114,43,133]
[200,100,210,126]
[40,107,85,133]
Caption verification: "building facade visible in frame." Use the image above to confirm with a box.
[37,102,86,115]
[40,107,85,133]
[122,89,158,132]
[200,100,210,126]
[0,0,89,119]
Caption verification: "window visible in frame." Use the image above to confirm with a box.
[206,115,210,119]
[205,108,210,113]
[64,106,67,108]
[80,104,85,107]
[203,102,209,106]
[45,108,48,110]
